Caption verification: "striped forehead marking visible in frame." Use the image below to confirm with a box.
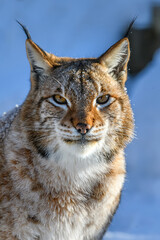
[62,63,101,100]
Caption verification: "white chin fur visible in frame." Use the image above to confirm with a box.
[59,138,104,158]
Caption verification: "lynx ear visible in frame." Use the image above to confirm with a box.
[17,21,53,75]
[98,38,130,85]
[26,39,53,75]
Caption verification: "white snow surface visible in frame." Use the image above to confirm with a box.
[105,232,160,240]
[0,0,160,239]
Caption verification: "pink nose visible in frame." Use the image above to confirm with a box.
[76,123,91,135]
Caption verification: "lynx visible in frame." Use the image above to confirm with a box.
[0,23,134,240]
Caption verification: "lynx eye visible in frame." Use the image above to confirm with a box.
[96,94,114,109]
[53,95,67,104]
[96,95,110,104]
[48,94,68,109]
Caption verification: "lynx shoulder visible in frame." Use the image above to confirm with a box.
[0,24,134,240]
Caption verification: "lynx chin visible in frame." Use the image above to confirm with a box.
[0,23,134,240]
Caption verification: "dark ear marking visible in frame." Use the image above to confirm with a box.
[17,20,48,58]
[16,20,31,40]
[124,17,137,38]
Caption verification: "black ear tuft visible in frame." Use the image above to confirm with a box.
[16,20,31,40]
[124,17,137,38]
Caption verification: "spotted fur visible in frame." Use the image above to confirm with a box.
[0,28,134,240]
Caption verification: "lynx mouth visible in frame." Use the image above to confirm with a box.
[62,137,101,144]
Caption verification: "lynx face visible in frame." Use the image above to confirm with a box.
[21,36,133,161]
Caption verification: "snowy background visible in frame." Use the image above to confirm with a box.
[0,0,160,239]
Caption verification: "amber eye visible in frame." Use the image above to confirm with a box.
[96,94,110,105]
[53,95,67,104]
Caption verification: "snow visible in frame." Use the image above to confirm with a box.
[0,107,20,141]
[105,232,160,240]
[1,0,160,239]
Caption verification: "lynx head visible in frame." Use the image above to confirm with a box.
[20,25,134,163]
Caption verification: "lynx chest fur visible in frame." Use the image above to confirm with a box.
[0,25,134,240]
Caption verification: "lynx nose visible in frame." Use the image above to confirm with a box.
[76,123,91,135]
